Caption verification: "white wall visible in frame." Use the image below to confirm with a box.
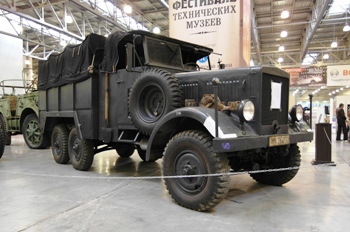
[0,17,24,95]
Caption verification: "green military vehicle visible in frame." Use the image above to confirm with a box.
[0,81,48,149]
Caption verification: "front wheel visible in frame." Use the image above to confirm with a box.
[0,114,11,145]
[250,144,301,186]
[22,113,49,149]
[163,130,230,211]
[0,114,5,158]
[68,127,94,171]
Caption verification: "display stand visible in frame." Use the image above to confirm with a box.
[312,123,335,165]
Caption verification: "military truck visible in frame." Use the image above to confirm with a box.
[38,30,313,211]
[0,82,48,149]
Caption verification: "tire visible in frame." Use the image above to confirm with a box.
[68,127,94,171]
[5,132,11,145]
[51,124,70,164]
[137,146,157,162]
[22,113,49,149]
[128,68,183,135]
[250,144,301,186]
[163,130,230,211]
[0,114,5,158]
[0,114,11,145]
[116,143,135,157]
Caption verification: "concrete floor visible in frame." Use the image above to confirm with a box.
[0,133,350,232]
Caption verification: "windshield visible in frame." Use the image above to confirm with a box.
[145,37,183,69]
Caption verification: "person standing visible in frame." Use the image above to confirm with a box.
[336,103,348,141]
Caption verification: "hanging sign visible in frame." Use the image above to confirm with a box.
[168,0,251,69]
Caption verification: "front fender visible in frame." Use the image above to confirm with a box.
[146,107,257,161]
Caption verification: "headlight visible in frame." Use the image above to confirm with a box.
[238,100,255,122]
[289,105,304,122]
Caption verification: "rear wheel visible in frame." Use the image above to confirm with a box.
[51,124,70,164]
[116,143,135,157]
[163,130,230,211]
[22,113,48,149]
[68,127,94,171]
[137,147,157,162]
[250,144,301,186]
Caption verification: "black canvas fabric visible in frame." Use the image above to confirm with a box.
[38,33,106,90]
[100,31,130,73]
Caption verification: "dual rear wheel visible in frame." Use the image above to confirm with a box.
[51,124,94,171]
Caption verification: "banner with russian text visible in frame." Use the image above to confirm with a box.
[169,0,250,69]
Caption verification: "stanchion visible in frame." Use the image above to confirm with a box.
[312,123,336,166]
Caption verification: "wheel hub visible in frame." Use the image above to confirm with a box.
[182,164,195,175]
[54,136,61,152]
[72,138,81,160]
[26,120,40,145]
[175,153,207,193]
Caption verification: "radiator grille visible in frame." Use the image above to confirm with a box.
[181,80,242,102]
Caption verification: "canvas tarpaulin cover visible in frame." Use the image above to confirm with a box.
[38,33,106,90]
[100,31,133,73]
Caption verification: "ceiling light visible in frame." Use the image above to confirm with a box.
[17,25,23,34]
[332,91,335,94]
[331,41,338,48]
[281,10,290,19]
[323,54,329,59]
[60,40,67,47]
[278,45,285,52]
[278,57,284,63]
[340,87,344,90]
[336,89,339,92]
[329,93,332,96]
[124,5,132,14]
[280,30,288,38]
[25,59,30,65]
[153,27,160,34]
[66,15,73,24]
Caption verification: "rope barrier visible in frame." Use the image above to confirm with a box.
[0,160,348,180]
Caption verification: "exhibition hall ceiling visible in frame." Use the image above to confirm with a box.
[0,0,349,99]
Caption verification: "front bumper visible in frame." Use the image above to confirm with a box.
[212,131,313,153]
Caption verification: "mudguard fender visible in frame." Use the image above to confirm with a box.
[145,107,256,161]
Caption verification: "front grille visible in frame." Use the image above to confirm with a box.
[181,79,243,103]
[261,73,289,125]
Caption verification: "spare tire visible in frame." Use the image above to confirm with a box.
[129,68,183,135]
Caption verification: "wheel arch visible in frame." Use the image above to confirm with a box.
[20,108,38,132]
[40,112,78,139]
[146,107,239,161]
